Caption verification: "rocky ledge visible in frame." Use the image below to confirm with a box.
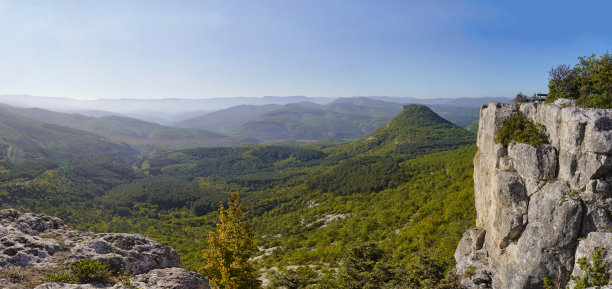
[455,99,612,289]
[0,209,209,289]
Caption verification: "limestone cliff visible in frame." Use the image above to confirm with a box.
[0,209,209,289]
[455,99,612,289]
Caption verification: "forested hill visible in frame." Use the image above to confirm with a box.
[306,104,475,197]
[0,103,478,287]
[340,104,475,156]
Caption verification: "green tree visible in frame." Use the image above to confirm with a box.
[547,53,612,108]
[337,243,399,289]
[403,255,459,289]
[200,192,261,289]
[514,92,529,103]
[271,267,318,289]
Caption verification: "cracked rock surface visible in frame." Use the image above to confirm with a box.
[456,100,612,289]
[0,209,209,289]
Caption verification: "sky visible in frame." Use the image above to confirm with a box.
[0,0,610,100]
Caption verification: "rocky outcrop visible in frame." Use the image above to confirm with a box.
[0,209,209,289]
[34,268,210,289]
[456,100,612,289]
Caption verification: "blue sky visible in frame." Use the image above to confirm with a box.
[0,0,610,100]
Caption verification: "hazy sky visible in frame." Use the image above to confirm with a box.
[0,0,610,100]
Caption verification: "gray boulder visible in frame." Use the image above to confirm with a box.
[0,209,209,289]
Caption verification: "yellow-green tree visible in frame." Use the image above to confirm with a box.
[200,192,261,289]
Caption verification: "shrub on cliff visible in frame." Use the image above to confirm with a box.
[547,53,612,108]
[495,112,548,147]
[570,248,610,289]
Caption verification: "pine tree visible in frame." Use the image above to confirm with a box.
[200,192,261,289]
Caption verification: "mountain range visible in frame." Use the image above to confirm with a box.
[0,95,507,147]
[0,104,237,150]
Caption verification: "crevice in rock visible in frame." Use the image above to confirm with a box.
[570,158,578,177]
[554,149,560,179]
[577,122,587,149]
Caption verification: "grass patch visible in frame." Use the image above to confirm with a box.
[46,259,113,284]
[0,266,67,289]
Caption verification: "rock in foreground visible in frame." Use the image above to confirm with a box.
[456,100,612,289]
[0,209,209,289]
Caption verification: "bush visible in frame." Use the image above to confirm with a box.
[70,259,112,283]
[576,92,612,109]
[570,248,610,289]
[47,259,112,284]
[495,112,548,147]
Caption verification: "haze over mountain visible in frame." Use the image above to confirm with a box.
[0,95,334,124]
[0,94,509,125]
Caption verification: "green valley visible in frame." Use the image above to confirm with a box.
[0,103,477,287]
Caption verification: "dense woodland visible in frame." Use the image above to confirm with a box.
[0,102,478,287]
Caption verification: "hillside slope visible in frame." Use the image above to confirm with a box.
[174,104,282,134]
[0,106,135,161]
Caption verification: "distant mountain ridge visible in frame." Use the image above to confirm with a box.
[175,98,404,142]
[1,104,237,149]
[0,94,507,145]
[176,97,489,142]
[0,95,334,123]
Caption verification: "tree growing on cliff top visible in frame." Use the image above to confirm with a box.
[547,53,612,108]
[200,192,261,289]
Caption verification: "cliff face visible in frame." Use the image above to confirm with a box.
[0,209,209,289]
[455,100,612,289]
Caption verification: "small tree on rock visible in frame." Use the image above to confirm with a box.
[514,92,529,103]
[200,192,261,289]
